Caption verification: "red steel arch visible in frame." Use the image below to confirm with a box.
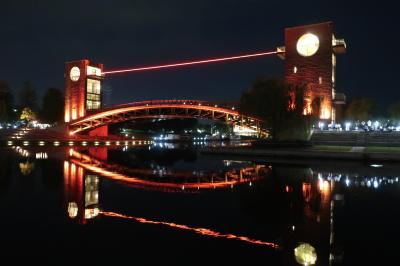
[68,100,265,136]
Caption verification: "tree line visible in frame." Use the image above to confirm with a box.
[239,77,400,141]
[0,80,63,124]
[344,98,400,122]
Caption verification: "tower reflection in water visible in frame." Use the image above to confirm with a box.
[62,149,344,264]
[62,150,280,249]
[63,148,400,265]
[64,161,100,225]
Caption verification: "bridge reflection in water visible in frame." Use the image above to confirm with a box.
[61,148,347,264]
[63,149,280,249]
[9,144,399,264]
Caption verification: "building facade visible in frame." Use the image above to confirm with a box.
[280,21,346,122]
[64,60,104,122]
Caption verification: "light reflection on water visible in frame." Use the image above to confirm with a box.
[2,145,400,264]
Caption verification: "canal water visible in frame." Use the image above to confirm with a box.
[0,144,399,265]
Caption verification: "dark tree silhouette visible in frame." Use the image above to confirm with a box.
[239,78,316,141]
[0,80,15,122]
[40,87,64,123]
[345,97,376,122]
[19,81,37,111]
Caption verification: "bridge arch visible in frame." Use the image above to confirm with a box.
[68,100,264,136]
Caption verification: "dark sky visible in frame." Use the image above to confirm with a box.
[0,0,398,108]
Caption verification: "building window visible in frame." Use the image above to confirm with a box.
[86,79,101,110]
[319,77,322,84]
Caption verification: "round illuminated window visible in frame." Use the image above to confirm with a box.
[70,67,81,81]
[296,33,320,57]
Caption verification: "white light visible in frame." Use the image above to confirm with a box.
[82,141,87,146]
[70,66,80,81]
[373,180,379,188]
[345,178,350,187]
[54,141,60,146]
[296,33,320,57]
[345,122,351,131]
[38,141,45,146]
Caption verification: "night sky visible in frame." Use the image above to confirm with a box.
[1,0,398,109]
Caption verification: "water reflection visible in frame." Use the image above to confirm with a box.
[4,145,400,264]
[64,162,100,224]
[67,149,267,192]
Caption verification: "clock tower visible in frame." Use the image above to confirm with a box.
[278,21,346,122]
[64,60,104,122]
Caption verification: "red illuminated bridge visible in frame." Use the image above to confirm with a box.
[68,99,265,137]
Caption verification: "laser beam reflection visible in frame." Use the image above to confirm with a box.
[101,211,279,249]
[103,50,278,75]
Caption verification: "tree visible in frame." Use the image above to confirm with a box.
[239,78,289,140]
[388,102,400,121]
[20,107,36,122]
[40,88,64,123]
[345,98,376,122]
[0,80,15,122]
[239,78,315,141]
[19,81,37,111]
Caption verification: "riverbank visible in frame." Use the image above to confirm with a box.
[200,145,400,162]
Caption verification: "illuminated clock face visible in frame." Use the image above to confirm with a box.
[70,67,81,81]
[296,33,320,57]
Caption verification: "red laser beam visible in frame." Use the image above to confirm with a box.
[103,50,278,75]
[101,211,279,249]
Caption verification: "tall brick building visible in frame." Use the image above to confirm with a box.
[278,21,346,122]
[64,60,104,122]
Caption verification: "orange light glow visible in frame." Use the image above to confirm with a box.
[68,101,261,135]
[65,112,70,123]
[302,183,312,203]
[320,106,331,119]
[101,211,279,249]
[70,158,259,191]
[318,179,330,193]
[71,108,77,120]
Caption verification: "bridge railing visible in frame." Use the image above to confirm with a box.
[90,99,238,114]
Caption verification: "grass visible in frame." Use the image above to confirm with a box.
[365,146,400,153]
[310,145,400,153]
[310,145,352,152]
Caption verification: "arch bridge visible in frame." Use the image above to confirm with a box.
[68,99,265,137]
